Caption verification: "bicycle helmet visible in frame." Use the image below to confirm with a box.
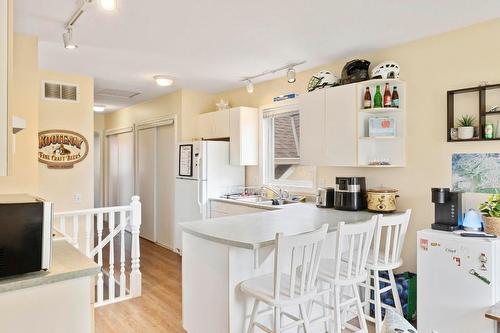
[340,59,370,84]
[307,71,339,92]
[371,61,400,79]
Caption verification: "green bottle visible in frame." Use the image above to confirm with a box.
[373,85,383,108]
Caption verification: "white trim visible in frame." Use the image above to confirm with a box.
[104,126,134,136]
[0,0,8,176]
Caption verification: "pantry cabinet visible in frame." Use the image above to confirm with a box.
[300,84,357,166]
[198,109,230,139]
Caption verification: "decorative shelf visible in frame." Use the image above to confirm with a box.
[359,107,402,113]
[359,136,402,140]
[447,83,500,142]
[357,164,404,168]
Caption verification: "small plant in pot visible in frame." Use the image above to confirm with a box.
[480,194,500,236]
[456,115,476,139]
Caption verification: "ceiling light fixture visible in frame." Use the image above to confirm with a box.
[287,67,296,83]
[62,28,78,49]
[154,75,174,87]
[93,105,106,112]
[246,80,254,94]
[241,61,305,93]
[100,0,117,11]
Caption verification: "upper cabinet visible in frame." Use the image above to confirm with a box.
[197,107,258,166]
[0,0,9,176]
[300,79,406,168]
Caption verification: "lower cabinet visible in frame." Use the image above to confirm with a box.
[209,200,267,218]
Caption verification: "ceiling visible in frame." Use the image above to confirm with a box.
[14,0,500,112]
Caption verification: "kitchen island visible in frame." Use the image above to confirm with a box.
[0,239,100,333]
[181,203,375,333]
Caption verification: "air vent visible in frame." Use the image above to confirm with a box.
[43,81,79,102]
[96,89,141,99]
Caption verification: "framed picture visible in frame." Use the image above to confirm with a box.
[178,144,193,177]
[369,117,396,137]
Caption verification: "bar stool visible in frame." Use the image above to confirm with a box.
[315,217,377,333]
[240,224,328,333]
[362,209,411,333]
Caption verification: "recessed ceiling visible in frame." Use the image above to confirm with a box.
[14,0,500,112]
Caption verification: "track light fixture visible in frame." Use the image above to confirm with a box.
[62,28,78,49]
[246,80,254,94]
[242,61,305,93]
[287,67,296,83]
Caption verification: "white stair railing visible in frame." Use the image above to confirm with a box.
[53,196,142,307]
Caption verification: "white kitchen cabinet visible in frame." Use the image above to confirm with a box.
[209,200,266,218]
[198,109,230,139]
[300,85,357,166]
[229,107,258,165]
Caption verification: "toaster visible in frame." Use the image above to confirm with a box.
[316,187,335,208]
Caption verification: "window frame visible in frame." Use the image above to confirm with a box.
[259,101,316,193]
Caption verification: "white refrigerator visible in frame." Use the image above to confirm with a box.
[174,141,245,253]
[417,229,500,333]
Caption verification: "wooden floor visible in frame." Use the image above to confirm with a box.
[95,238,375,333]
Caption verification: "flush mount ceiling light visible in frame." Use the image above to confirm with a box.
[246,80,254,94]
[241,61,305,93]
[62,28,78,49]
[287,67,296,83]
[100,0,117,11]
[154,75,174,87]
[93,105,106,112]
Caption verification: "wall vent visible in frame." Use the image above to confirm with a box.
[43,81,79,102]
[96,89,141,99]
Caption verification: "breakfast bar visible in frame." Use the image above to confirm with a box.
[181,203,375,333]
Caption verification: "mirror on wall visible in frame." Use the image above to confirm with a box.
[0,0,8,176]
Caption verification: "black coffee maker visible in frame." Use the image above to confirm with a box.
[431,188,463,231]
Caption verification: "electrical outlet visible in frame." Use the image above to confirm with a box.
[73,193,82,203]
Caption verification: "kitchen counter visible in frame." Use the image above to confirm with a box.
[181,202,375,249]
[0,239,100,294]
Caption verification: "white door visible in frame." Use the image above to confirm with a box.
[106,130,134,207]
[156,124,176,249]
[137,127,157,242]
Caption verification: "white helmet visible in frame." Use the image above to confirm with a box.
[371,61,400,79]
[307,71,339,92]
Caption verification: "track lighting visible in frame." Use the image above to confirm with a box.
[287,67,296,83]
[154,75,174,87]
[100,0,117,11]
[62,28,78,49]
[246,80,254,94]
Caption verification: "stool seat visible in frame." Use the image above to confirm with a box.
[241,273,317,307]
[341,251,403,271]
[318,258,368,285]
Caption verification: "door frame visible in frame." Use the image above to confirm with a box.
[134,115,177,244]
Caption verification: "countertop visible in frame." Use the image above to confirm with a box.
[181,203,377,249]
[0,240,100,294]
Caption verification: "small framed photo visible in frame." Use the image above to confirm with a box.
[369,117,396,137]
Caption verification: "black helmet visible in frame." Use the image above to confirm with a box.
[341,59,370,84]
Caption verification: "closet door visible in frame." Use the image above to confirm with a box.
[107,135,119,206]
[136,127,156,242]
[156,124,175,248]
[106,130,134,207]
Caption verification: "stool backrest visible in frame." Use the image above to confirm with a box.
[333,217,377,281]
[273,224,328,301]
[372,209,411,266]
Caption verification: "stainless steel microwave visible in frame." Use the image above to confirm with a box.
[0,194,53,278]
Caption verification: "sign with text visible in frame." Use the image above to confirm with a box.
[38,130,89,169]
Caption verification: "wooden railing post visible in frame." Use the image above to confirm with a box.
[129,196,142,297]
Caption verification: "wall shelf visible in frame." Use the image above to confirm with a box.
[359,107,402,113]
[447,83,500,142]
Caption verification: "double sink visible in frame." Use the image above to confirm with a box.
[224,195,301,207]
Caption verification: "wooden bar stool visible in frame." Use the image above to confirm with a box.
[314,217,377,333]
[240,224,329,333]
[362,209,411,333]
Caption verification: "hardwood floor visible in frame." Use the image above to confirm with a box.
[95,238,375,333]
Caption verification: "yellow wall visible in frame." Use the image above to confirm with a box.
[38,70,94,211]
[214,18,500,272]
[0,33,39,194]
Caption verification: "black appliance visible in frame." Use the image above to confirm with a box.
[334,177,367,211]
[316,187,335,208]
[0,194,53,278]
[431,188,463,231]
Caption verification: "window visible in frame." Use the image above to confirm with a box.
[262,105,314,189]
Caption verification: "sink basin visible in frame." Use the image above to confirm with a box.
[230,196,299,206]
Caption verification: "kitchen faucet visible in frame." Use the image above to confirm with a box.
[260,185,289,201]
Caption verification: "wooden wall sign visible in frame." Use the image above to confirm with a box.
[38,130,89,169]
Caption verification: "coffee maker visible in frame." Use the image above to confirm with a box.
[334,177,367,211]
[431,188,463,231]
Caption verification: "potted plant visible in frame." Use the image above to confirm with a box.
[456,115,476,139]
[480,194,500,236]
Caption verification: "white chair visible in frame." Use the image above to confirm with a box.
[315,217,377,333]
[240,224,329,333]
[362,209,411,333]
